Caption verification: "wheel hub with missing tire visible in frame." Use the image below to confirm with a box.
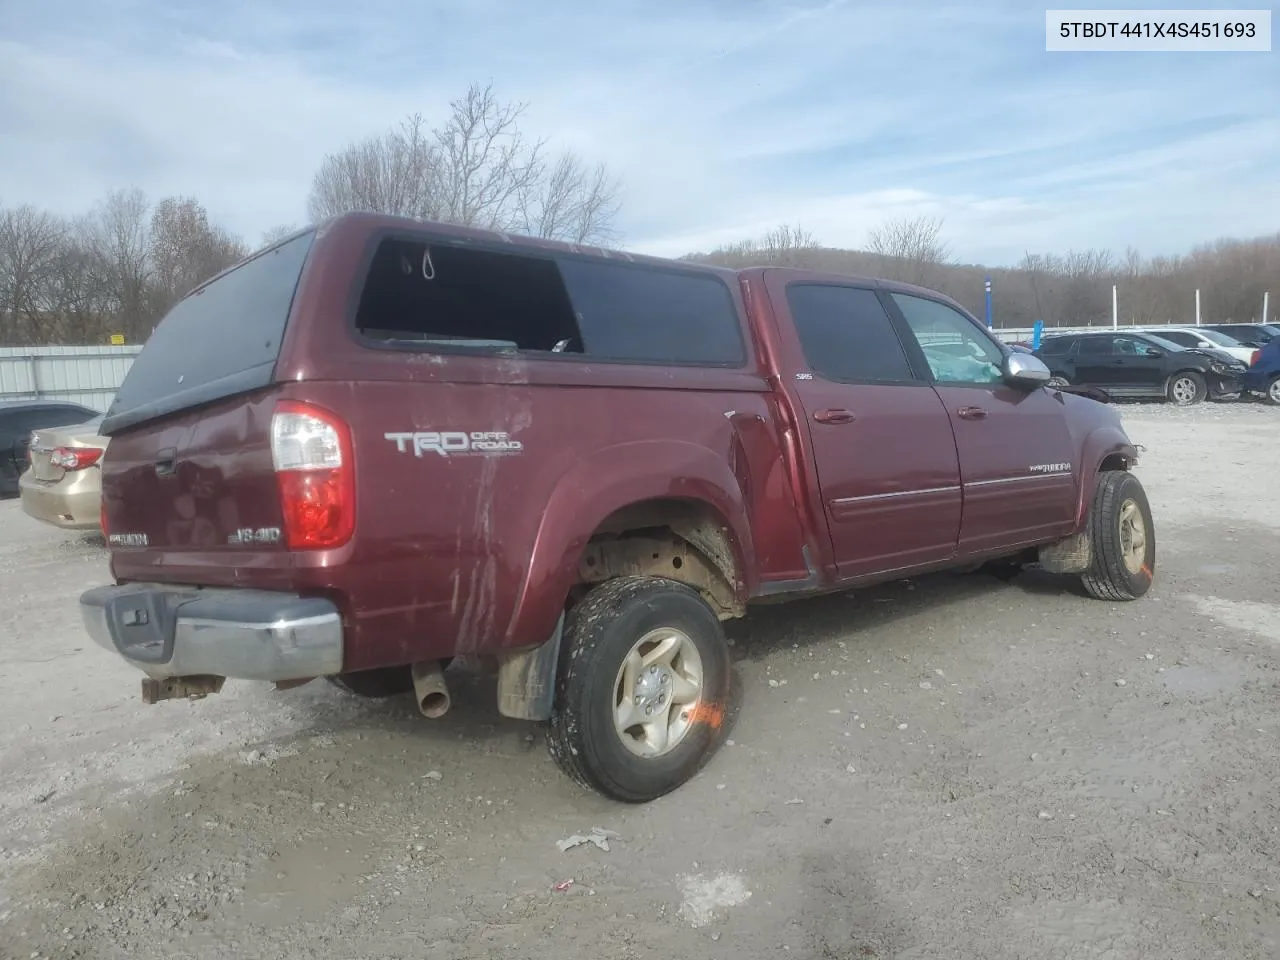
[613,627,704,758]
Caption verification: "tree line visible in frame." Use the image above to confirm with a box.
[2,81,1275,347]
[686,217,1279,330]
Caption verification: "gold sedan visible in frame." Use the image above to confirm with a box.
[19,416,108,531]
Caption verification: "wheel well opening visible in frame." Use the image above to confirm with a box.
[575,498,744,619]
[1099,453,1129,472]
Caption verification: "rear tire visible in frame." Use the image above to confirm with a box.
[1047,375,1070,388]
[1267,374,1280,406]
[1081,471,1155,601]
[1166,371,1205,406]
[546,576,730,803]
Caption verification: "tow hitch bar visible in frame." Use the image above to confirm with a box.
[141,675,226,704]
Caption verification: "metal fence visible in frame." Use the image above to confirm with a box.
[0,345,141,412]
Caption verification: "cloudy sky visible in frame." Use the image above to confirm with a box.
[1,0,1276,264]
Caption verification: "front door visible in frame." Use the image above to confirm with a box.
[767,276,962,580]
[886,292,1079,555]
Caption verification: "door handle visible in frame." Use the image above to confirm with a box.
[813,408,856,425]
[154,446,177,478]
[957,406,988,421]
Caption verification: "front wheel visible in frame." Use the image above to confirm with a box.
[1081,471,1156,601]
[546,576,731,802]
[1166,371,1205,406]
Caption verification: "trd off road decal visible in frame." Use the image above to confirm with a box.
[384,431,524,458]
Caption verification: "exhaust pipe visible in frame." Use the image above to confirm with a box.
[411,660,452,718]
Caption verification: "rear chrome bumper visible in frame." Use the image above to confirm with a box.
[79,583,344,682]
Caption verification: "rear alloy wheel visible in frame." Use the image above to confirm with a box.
[1047,376,1070,388]
[1166,371,1205,406]
[1267,375,1280,406]
[1081,471,1156,601]
[547,576,730,802]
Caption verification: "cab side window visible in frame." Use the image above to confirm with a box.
[1077,337,1112,356]
[891,294,1004,385]
[786,284,916,383]
[1114,337,1161,358]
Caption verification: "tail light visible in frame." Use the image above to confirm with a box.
[1251,350,1261,367]
[271,400,355,550]
[50,446,103,470]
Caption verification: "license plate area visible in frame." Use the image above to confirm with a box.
[104,587,197,664]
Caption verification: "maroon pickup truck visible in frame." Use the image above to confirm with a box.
[80,213,1155,802]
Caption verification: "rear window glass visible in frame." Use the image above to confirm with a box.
[1038,337,1074,355]
[353,236,745,366]
[556,259,745,365]
[1078,337,1111,355]
[354,238,580,352]
[102,231,315,434]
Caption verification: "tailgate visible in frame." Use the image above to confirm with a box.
[99,231,316,584]
[102,390,287,563]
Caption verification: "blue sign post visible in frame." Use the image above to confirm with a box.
[1032,319,1044,350]
[984,277,993,328]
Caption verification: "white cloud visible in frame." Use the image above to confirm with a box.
[1,0,1277,261]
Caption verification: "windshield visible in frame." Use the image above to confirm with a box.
[1143,334,1185,352]
[1196,329,1242,346]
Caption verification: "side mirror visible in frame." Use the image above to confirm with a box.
[1002,351,1051,389]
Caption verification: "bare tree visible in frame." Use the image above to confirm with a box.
[258,224,300,249]
[146,196,246,326]
[306,83,622,244]
[83,188,151,333]
[519,154,621,244]
[308,113,440,222]
[0,204,67,344]
[0,191,256,347]
[689,223,820,268]
[867,215,950,285]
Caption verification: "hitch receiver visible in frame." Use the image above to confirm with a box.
[141,675,226,704]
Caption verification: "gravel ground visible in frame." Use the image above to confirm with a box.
[1,402,1278,960]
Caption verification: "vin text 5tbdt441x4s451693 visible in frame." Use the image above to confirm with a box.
[79,214,1155,802]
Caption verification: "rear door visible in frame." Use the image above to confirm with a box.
[1110,335,1166,391]
[1072,336,1123,387]
[98,231,315,573]
[886,292,1078,555]
[769,276,962,580]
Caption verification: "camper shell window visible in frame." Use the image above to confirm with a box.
[353,236,746,366]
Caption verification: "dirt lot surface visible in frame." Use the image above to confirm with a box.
[2,402,1278,960]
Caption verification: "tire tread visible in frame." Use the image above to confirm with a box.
[546,575,726,802]
[1081,471,1153,601]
